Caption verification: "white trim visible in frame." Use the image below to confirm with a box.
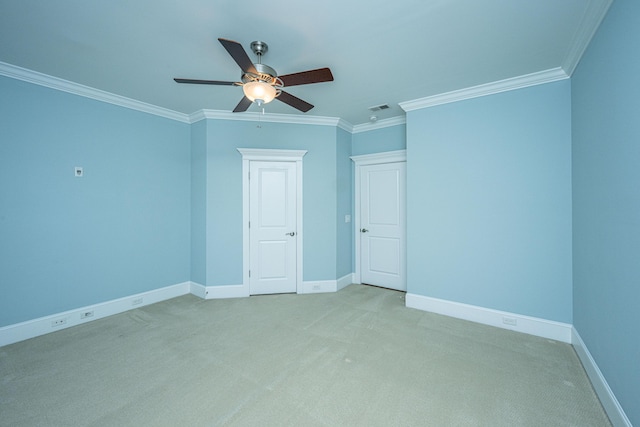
[189,281,208,299]
[562,0,614,75]
[301,280,338,294]
[191,112,353,132]
[192,276,352,298]
[236,148,307,162]
[0,282,191,347]
[205,284,248,299]
[352,116,406,134]
[189,109,342,127]
[0,62,352,129]
[351,150,407,285]
[572,328,632,427]
[190,282,248,299]
[399,68,569,112]
[350,150,407,166]
[337,119,353,133]
[337,273,354,291]
[0,61,190,123]
[300,274,354,294]
[405,293,573,343]
[1,60,583,132]
[238,148,306,296]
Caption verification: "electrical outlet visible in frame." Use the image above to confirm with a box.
[132,298,143,306]
[51,317,68,327]
[502,317,518,326]
[80,310,94,319]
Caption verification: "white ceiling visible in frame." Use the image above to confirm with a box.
[0,0,611,127]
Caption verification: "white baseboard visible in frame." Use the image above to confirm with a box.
[0,282,191,347]
[192,275,354,298]
[405,293,573,343]
[301,279,337,294]
[337,273,354,291]
[301,274,353,294]
[190,282,248,299]
[572,328,632,427]
[189,281,208,299]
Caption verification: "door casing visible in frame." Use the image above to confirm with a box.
[249,161,297,294]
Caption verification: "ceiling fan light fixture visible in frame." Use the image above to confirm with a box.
[175,38,331,113]
[243,81,277,105]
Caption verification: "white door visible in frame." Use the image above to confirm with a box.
[360,162,406,291]
[249,161,297,295]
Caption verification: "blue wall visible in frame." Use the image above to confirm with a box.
[190,119,207,285]
[406,80,573,323]
[0,70,355,328]
[572,0,640,423]
[352,124,406,156]
[0,77,191,327]
[194,119,343,285]
[336,126,352,278]
[0,71,354,327]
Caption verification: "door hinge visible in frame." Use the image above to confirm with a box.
[248,221,251,229]
[248,270,251,278]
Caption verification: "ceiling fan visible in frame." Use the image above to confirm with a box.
[174,38,334,113]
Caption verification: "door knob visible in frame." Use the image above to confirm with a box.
[285,232,296,236]
[360,228,369,233]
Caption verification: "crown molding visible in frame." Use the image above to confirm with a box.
[352,115,406,134]
[0,61,190,123]
[1,60,579,132]
[237,148,308,161]
[0,62,351,130]
[562,0,614,75]
[399,67,569,112]
[336,119,353,133]
[189,109,342,127]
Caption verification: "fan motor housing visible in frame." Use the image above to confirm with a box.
[242,63,278,84]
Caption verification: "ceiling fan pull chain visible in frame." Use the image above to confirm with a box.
[256,107,263,128]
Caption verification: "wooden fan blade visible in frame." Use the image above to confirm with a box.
[276,91,314,112]
[218,38,258,75]
[174,78,238,85]
[233,96,253,112]
[279,68,334,87]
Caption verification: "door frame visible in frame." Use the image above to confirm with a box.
[238,148,307,295]
[351,150,406,285]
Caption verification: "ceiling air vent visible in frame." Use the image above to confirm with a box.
[368,104,390,112]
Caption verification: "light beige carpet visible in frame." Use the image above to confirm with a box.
[0,284,610,426]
